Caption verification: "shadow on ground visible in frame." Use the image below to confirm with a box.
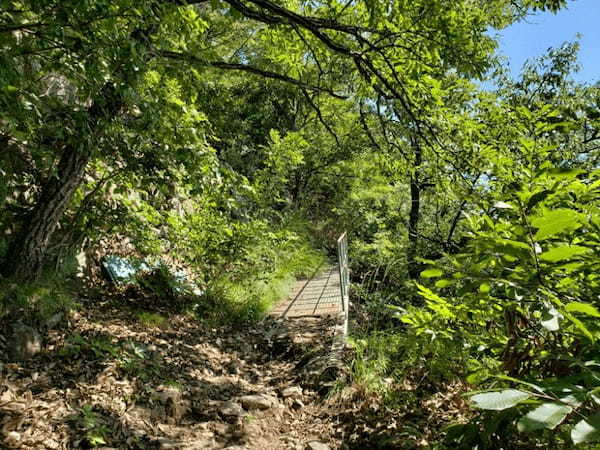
[1,293,344,449]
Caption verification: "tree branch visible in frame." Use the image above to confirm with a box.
[158,50,348,99]
[300,89,340,146]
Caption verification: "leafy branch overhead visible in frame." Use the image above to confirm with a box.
[2,0,600,448]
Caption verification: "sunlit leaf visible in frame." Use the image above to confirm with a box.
[470,390,530,410]
[540,245,590,263]
[479,283,491,294]
[572,413,600,444]
[518,403,572,432]
[563,312,595,342]
[565,302,600,318]
[531,209,583,241]
[494,201,513,209]
[435,279,452,288]
[421,268,443,278]
[495,238,531,251]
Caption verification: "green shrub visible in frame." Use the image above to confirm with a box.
[404,165,600,446]
[0,277,79,325]
[191,216,326,324]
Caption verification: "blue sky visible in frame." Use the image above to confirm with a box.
[492,0,600,84]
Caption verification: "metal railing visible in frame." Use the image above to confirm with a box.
[337,232,349,335]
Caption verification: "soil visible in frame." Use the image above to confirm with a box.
[0,293,350,450]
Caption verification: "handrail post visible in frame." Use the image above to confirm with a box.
[337,232,349,336]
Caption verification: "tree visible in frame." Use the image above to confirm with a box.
[0,0,570,280]
[0,0,209,279]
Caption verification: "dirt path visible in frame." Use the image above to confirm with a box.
[0,293,346,449]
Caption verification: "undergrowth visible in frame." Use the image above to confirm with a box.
[196,219,326,323]
[135,311,169,328]
[0,275,79,326]
[0,247,82,327]
[348,332,405,398]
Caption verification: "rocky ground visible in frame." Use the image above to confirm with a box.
[1,285,472,450]
[0,293,351,450]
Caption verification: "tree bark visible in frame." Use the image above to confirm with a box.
[2,83,122,281]
[2,146,90,281]
[445,199,467,251]
[407,137,422,279]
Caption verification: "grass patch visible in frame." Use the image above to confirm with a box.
[348,331,405,398]
[0,277,80,326]
[193,217,327,324]
[135,311,169,328]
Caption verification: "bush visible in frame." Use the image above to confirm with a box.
[190,216,326,324]
[403,165,600,446]
[0,275,79,326]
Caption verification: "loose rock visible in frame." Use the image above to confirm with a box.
[227,361,242,374]
[239,394,278,410]
[45,312,64,329]
[157,437,181,449]
[183,438,217,449]
[220,400,246,417]
[8,323,41,361]
[281,386,303,398]
[212,422,230,435]
[154,386,190,421]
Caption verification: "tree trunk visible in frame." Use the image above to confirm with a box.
[2,83,122,281]
[407,137,422,280]
[3,146,90,281]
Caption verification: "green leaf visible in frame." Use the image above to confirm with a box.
[495,238,531,251]
[545,167,585,180]
[466,370,489,385]
[565,302,600,318]
[470,389,530,411]
[435,279,452,288]
[421,268,443,278]
[563,311,595,342]
[572,413,600,444]
[495,375,545,395]
[540,245,590,263]
[87,433,107,446]
[531,209,582,241]
[561,394,584,408]
[526,189,553,211]
[517,403,572,432]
